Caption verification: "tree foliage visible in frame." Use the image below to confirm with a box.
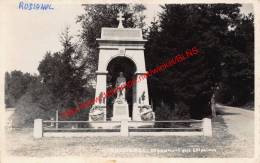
[145,4,253,118]
[38,27,93,120]
[5,70,38,107]
[12,78,54,127]
[217,14,254,105]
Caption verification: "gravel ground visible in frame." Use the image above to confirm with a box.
[5,115,254,158]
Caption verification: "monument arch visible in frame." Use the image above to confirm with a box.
[105,54,138,72]
[89,11,155,123]
[106,56,137,118]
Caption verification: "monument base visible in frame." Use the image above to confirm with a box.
[112,101,131,121]
[132,103,141,121]
[132,103,155,121]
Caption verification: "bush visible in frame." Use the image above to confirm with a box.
[154,101,173,121]
[154,100,192,127]
[173,102,190,120]
[12,93,51,128]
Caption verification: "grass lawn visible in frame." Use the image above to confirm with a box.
[5,116,254,158]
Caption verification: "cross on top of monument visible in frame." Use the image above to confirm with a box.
[117,11,125,28]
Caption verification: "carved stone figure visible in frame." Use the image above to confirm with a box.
[116,72,126,101]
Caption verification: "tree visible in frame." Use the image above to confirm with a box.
[5,70,38,107]
[145,4,245,119]
[4,71,55,127]
[38,27,91,120]
[12,77,54,127]
[77,4,146,74]
[217,13,254,105]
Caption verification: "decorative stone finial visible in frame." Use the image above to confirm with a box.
[117,11,125,28]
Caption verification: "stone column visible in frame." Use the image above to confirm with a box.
[92,71,107,121]
[120,120,129,136]
[132,72,150,121]
[132,75,137,104]
[33,119,43,138]
[136,73,149,105]
[95,71,107,101]
[202,118,212,137]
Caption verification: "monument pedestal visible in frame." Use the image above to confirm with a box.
[132,103,141,121]
[112,101,131,121]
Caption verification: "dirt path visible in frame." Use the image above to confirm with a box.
[215,104,254,154]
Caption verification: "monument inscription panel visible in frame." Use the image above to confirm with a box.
[112,103,130,121]
[114,105,128,116]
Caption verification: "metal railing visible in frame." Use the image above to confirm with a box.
[42,120,121,132]
[128,120,203,132]
[33,118,212,138]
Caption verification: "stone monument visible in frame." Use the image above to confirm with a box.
[90,11,155,124]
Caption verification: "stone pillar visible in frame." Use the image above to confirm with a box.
[33,119,43,138]
[132,75,137,104]
[202,118,212,137]
[50,117,54,127]
[95,71,108,104]
[136,74,149,105]
[93,71,107,121]
[132,104,139,121]
[120,120,129,136]
[132,72,152,121]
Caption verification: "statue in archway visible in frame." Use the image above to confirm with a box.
[116,72,126,102]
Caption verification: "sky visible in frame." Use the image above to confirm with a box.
[2,3,253,74]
